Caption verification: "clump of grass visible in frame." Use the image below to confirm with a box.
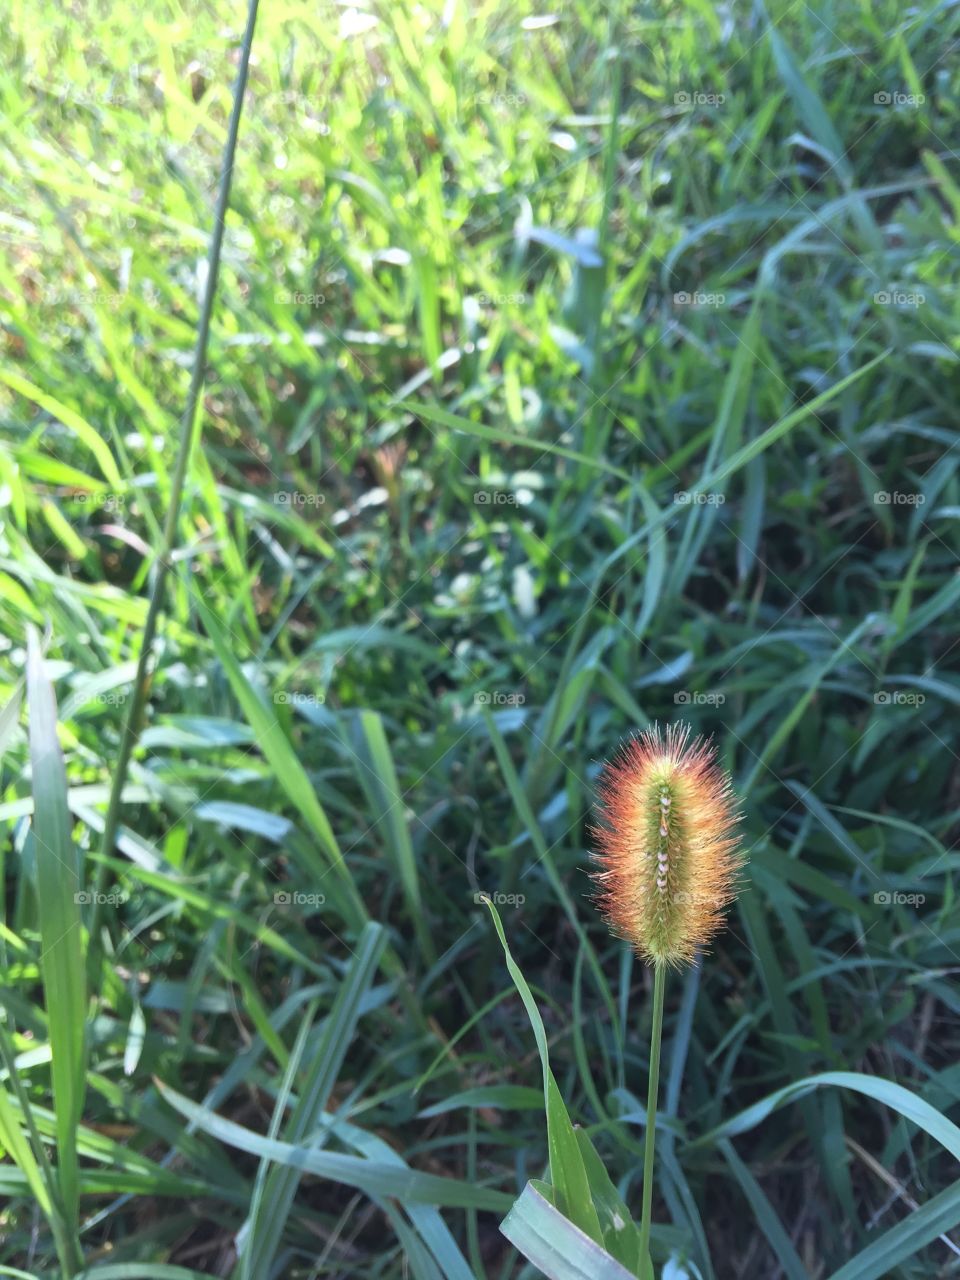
[0,0,959,1274]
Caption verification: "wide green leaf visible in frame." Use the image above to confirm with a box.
[501,1180,641,1280]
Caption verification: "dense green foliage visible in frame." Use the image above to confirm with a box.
[2,0,960,1275]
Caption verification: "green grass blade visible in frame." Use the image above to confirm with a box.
[194,593,366,926]
[826,1178,960,1280]
[25,627,85,1267]
[155,1079,512,1212]
[238,921,386,1278]
[483,898,604,1245]
[349,711,435,963]
[717,1139,809,1280]
[691,1071,960,1159]
[500,1181,640,1280]
[399,400,631,480]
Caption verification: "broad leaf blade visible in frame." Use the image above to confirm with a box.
[501,1180,640,1280]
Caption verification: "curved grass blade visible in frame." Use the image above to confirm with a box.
[483,898,604,1245]
[690,1071,960,1159]
[826,1177,960,1280]
[156,1079,512,1212]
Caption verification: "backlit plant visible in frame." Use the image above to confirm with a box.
[592,722,745,1271]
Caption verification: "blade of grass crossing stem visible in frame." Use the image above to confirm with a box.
[0,1076,51,1215]
[238,923,386,1279]
[155,1079,513,1212]
[483,899,604,1245]
[351,711,434,963]
[673,297,762,593]
[194,595,362,922]
[25,628,85,1273]
[585,350,889,595]
[0,1019,63,1235]
[826,1177,960,1280]
[321,1105,476,1280]
[743,617,875,794]
[237,998,317,1279]
[93,0,260,942]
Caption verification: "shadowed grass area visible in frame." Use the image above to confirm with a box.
[1,0,959,1275]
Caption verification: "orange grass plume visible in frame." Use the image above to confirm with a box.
[591,723,744,968]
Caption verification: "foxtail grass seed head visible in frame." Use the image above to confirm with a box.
[591,723,743,968]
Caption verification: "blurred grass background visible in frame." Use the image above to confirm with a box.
[2,0,960,1275]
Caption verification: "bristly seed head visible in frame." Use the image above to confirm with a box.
[590,722,744,968]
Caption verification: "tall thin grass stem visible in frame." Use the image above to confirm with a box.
[90,0,260,953]
[638,961,666,1271]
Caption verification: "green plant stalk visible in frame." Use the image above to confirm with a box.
[89,0,260,958]
[638,962,666,1272]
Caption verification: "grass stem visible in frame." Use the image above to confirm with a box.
[638,961,666,1272]
[89,0,260,959]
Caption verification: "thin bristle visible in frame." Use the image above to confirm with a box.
[590,723,744,967]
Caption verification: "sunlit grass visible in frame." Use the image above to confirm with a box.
[0,0,959,1274]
